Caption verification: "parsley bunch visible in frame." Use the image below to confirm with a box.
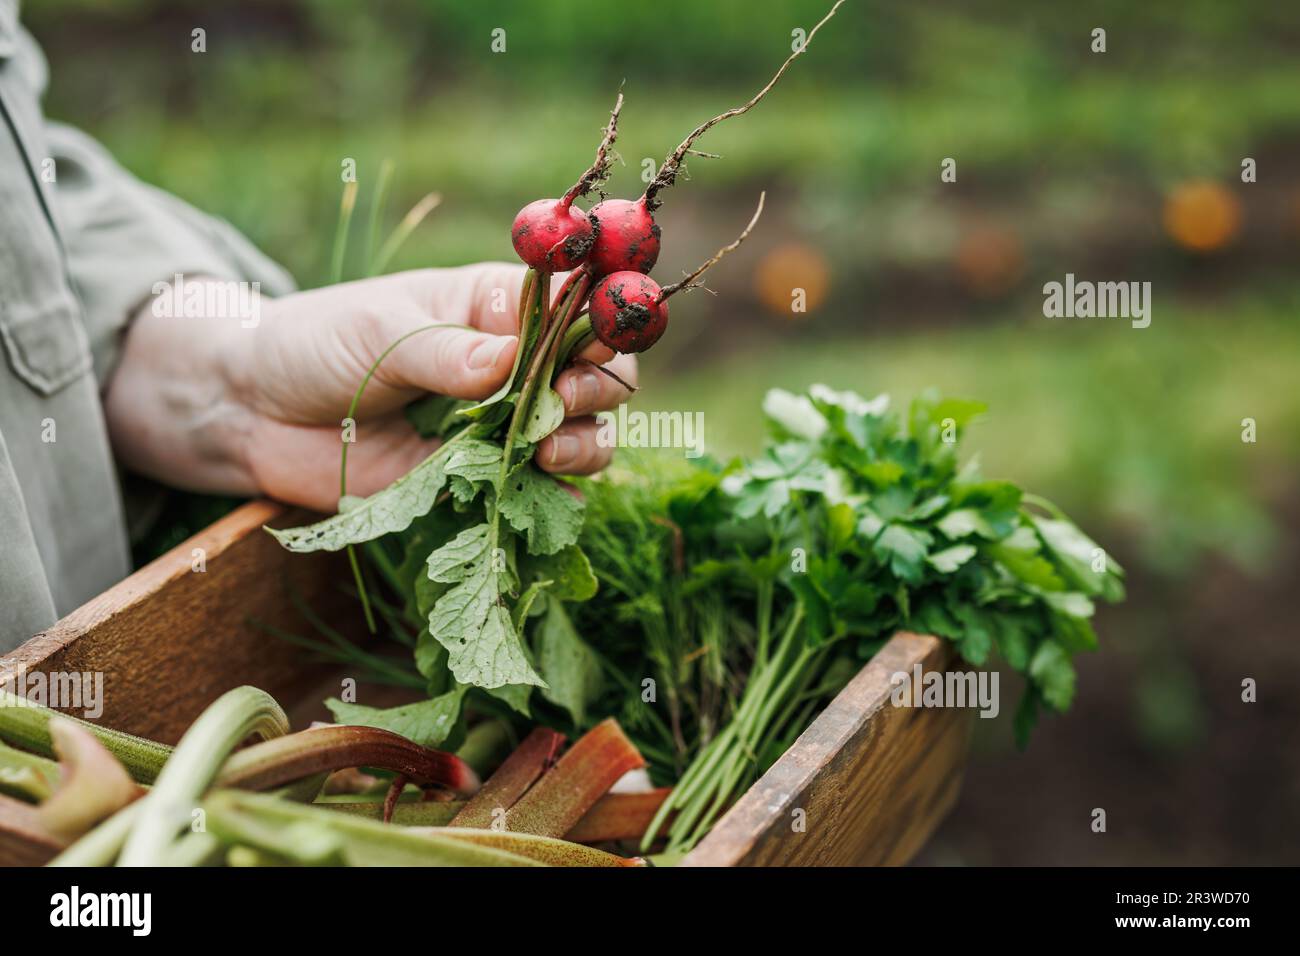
[574,384,1125,851]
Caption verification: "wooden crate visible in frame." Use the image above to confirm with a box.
[2,500,972,866]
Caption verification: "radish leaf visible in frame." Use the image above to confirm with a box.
[268,443,452,552]
[426,523,546,689]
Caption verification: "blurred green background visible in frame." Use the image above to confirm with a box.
[28,0,1300,864]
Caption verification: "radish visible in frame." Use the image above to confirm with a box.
[587,197,661,276]
[511,198,598,273]
[589,271,668,354]
[589,193,765,354]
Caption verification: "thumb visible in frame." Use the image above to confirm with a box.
[384,326,519,401]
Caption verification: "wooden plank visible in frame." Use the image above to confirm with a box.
[680,632,972,867]
[4,501,358,744]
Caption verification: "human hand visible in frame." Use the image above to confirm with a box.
[104,264,637,511]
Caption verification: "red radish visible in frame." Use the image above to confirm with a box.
[589,271,668,354]
[589,192,766,355]
[511,198,598,272]
[587,197,661,275]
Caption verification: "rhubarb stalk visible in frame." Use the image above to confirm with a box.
[0,688,171,784]
[118,686,290,866]
[215,724,479,795]
[38,718,143,840]
[204,790,543,866]
[320,787,672,844]
[503,718,645,838]
[449,726,564,828]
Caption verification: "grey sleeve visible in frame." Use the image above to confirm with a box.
[45,122,298,383]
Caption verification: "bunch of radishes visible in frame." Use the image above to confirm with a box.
[507,0,841,360]
[512,189,669,355]
[508,98,715,360]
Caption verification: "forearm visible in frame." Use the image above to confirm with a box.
[103,278,259,496]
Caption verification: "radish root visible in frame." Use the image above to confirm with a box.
[644,0,845,207]
[659,192,766,301]
[562,90,626,206]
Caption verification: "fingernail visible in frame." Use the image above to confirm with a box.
[564,370,601,412]
[468,335,515,371]
[547,433,580,468]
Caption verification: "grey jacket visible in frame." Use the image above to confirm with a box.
[0,2,294,650]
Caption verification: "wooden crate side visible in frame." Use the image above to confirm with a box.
[4,500,354,744]
[681,632,972,867]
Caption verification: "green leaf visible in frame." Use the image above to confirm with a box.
[1041,590,1095,620]
[325,685,467,748]
[1013,687,1040,749]
[537,602,604,726]
[859,460,906,489]
[1050,611,1099,653]
[485,683,533,717]
[512,580,551,632]
[498,464,585,556]
[787,573,835,644]
[950,602,994,665]
[427,524,493,583]
[874,524,933,584]
[268,443,451,552]
[808,383,889,420]
[910,598,963,641]
[520,544,598,601]
[413,572,449,621]
[988,525,1067,590]
[762,388,827,440]
[927,543,977,574]
[457,284,542,421]
[907,494,950,521]
[444,439,504,491]
[951,480,1022,537]
[826,502,858,553]
[415,627,446,680]
[991,612,1035,671]
[931,397,988,430]
[1029,640,1076,711]
[405,394,470,438]
[935,508,995,540]
[856,509,885,540]
[426,523,545,690]
[522,387,566,443]
[1029,514,1125,602]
